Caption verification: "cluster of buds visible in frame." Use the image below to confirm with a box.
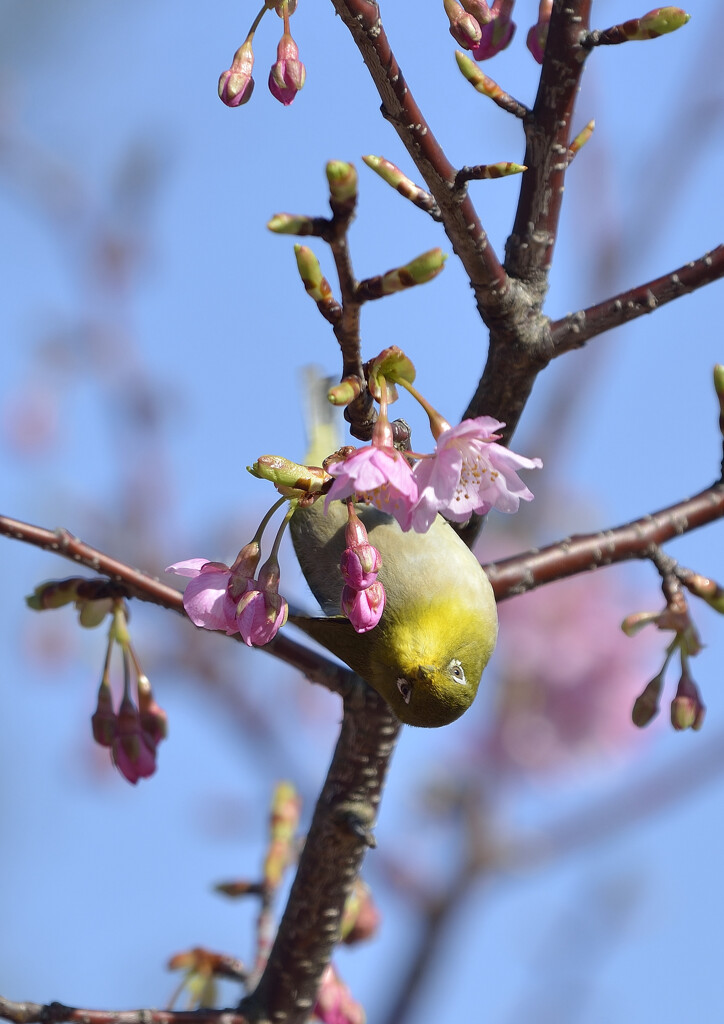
[91,604,167,783]
[623,589,705,731]
[444,0,516,61]
[218,0,305,109]
[26,579,167,783]
[167,496,297,647]
[339,504,385,633]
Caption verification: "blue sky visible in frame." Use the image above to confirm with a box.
[2,3,724,1022]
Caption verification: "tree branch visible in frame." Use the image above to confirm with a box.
[0,515,353,697]
[484,481,724,600]
[242,691,401,1024]
[0,999,246,1024]
[505,0,593,281]
[549,244,724,353]
[330,0,511,319]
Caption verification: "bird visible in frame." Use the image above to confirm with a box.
[288,497,498,727]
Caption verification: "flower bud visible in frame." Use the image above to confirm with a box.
[341,581,386,633]
[112,695,157,784]
[137,674,168,745]
[235,559,288,648]
[91,679,117,748]
[218,41,255,108]
[341,879,381,944]
[526,0,552,63]
[268,32,306,106]
[340,545,382,590]
[631,673,664,728]
[471,0,515,60]
[444,0,483,49]
[670,671,705,731]
[264,781,301,889]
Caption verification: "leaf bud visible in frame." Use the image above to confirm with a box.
[249,455,329,493]
[326,161,358,204]
[267,213,316,235]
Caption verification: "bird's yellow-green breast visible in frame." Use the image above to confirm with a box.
[289,500,498,727]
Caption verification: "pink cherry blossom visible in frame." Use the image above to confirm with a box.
[341,581,385,633]
[325,445,418,530]
[411,416,542,527]
[166,559,240,635]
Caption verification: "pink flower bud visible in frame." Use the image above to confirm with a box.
[670,671,706,731]
[444,0,482,49]
[112,696,157,784]
[268,33,306,106]
[235,586,288,647]
[340,544,382,590]
[341,581,386,633]
[137,675,168,745]
[526,0,552,63]
[219,40,255,108]
[471,0,516,60]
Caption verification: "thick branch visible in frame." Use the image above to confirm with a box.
[549,244,724,353]
[505,0,593,281]
[330,0,511,319]
[0,1000,245,1024]
[242,691,401,1024]
[484,481,724,600]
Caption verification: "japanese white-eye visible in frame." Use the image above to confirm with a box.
[288,498,498,727]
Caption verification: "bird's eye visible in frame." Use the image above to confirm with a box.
[448,659,466,685]
[397,678,413,705]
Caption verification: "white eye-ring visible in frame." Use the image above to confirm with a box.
[397,678,413,704]
[448,659,466,685]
